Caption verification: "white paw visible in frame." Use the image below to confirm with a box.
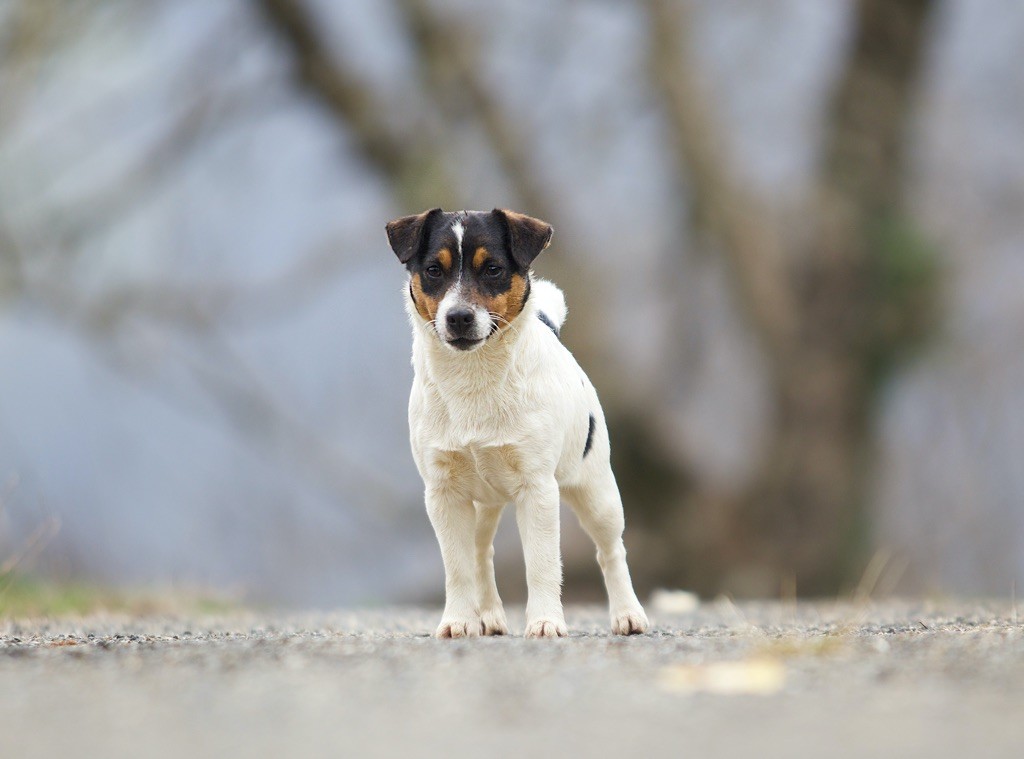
[436,616,483,639]
[479,606,509,636]
[524,618,568,638]
[611,607,649,635]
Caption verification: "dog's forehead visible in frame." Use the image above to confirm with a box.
[426,211,505,257]
[460,212,505,250]
[426,212,461,246]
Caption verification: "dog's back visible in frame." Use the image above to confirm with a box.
[531,278,567,338]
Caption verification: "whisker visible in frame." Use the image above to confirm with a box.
[489,314,510,327]
[488,312,521,341]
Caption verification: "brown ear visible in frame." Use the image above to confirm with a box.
[385,208,442,264]
[493,208,553,269]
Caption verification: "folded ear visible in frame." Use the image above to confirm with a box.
[493,208,553,269]
[385,208,443,264]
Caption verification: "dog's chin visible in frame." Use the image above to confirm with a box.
[445,336,486,352]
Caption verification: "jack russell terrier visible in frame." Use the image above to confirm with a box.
[386,208,649,638]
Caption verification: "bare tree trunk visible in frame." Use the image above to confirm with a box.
[643,0,939,596]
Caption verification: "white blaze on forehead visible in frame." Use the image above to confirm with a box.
[451,220,465,256]
[450,219,466,284]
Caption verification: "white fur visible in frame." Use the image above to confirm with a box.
[530,278,567,330]
[451,220,465,259]
[405,275,649,637]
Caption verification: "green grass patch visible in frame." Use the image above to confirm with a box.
[0,572,239,618]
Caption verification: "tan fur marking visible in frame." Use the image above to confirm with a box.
[472,246,488,271]
[429,450,475,483]
[469,273,529,331]
[410,274,439,323]
[437,248,452,272]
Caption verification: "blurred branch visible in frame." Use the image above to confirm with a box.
[30,281,411,524]
[174,330,410,520]
[256,0,443,205]
[0,214,24,300]
[2,87,294,332]
[260,0,564,224]
[0,3,415,531]
[212,239,377,325]
[2,4,361,326]
[6,10,267,252]
[85,239,376,330]
[256,0,401,173]
[0,0,73,132]
[395,0,555,219]
[11,222,408,518]
[644,0,798,364]
[37,93,275,254]
[0,515,61,579]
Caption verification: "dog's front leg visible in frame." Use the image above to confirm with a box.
[515,477,567,638]
[474,502,509,635]
[425,485,482,638]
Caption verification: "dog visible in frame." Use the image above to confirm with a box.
[386,207,649,638]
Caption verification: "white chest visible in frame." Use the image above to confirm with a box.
[415,377,527,450]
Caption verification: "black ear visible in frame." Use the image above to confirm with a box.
[493,208,553,269]
[385,208,443,264]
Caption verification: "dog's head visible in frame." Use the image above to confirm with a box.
[386,208,553,352]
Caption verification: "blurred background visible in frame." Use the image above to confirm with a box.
[1,0,1022,609]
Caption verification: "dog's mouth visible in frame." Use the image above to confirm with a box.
[446,336,485,351]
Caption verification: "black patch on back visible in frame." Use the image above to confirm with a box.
[537,311,560,337]
[583,413,596,458]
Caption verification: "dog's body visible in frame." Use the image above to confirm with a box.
[387,208,648,638]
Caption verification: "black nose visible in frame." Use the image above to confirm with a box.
[445,308,476,336]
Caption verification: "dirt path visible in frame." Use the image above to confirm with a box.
[2,601,1022,758]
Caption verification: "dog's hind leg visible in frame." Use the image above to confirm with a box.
[474,502,509,635]
[563,469,649,635]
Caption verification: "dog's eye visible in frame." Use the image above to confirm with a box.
[425,264,443,278]
[484,265,504,277]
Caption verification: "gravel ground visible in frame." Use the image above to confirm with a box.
[2,600,1022,758]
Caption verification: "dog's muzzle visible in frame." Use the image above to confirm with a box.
[435,287,491,350]
[439,306,485,350]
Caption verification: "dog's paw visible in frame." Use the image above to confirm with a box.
[611,607,649,635]
[524,618,568,638]
[435,616,483,639]
[479,606,509,636]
